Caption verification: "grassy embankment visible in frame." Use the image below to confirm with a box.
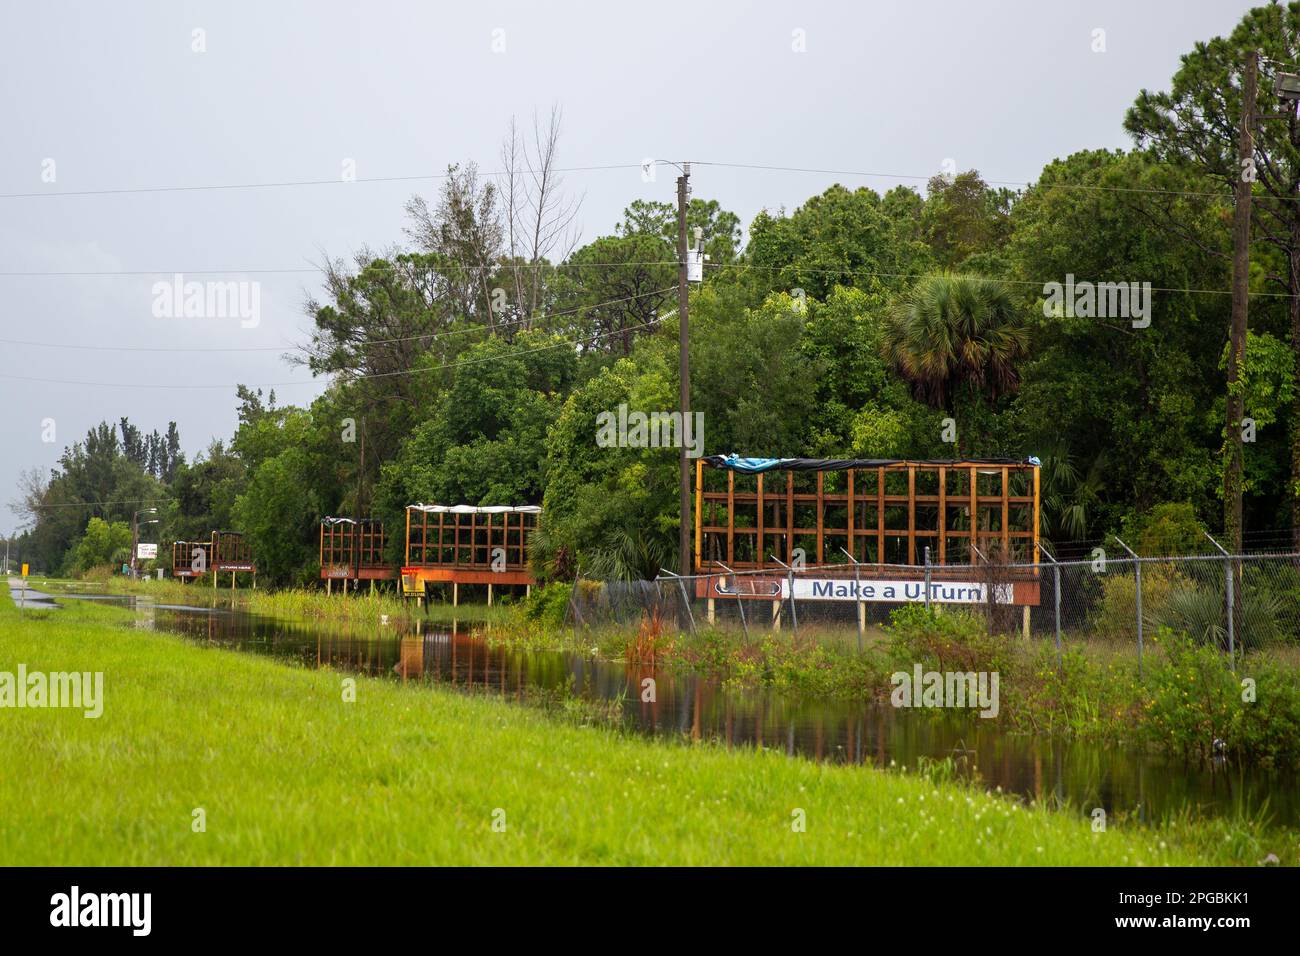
[0,588,1290,865]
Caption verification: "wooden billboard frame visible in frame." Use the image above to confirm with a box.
[319,518,395,582]
[401,505,540,599]
[693,459,1041,606]
[694,459,1039,571]
[171,540,212,580]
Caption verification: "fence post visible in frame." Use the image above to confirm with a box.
[1202,533,1234,668]
[971,544,992,636]
[1226,558,1235,666]
[566,567,582,629]
[659,568,697,636]
[1036,543,1061,668]
[924,547,932,612]
[716,562,749,642]
[1115,537,1142,677]
[840,547,863,653]
[770,555,798,636]
[788,567,797,634]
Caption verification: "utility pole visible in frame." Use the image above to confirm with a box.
[131,508,158,580]
[357,418,366,573]
[676,162,692,578]
[1226,49,1257,556]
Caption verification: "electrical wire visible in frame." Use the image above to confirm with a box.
[0,288,677,389]
[0,285,676,354]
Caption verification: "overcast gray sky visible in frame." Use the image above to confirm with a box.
[0,0,1258,536]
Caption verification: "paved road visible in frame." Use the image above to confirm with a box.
[6,576,60,609]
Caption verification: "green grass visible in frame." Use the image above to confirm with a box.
[0,589,1291,866]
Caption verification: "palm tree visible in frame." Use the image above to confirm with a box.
[1038,441,1106,549]
[881,273,1031,413]
[584,526,673,582]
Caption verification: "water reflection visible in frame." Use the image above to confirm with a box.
[97,593,1300,827]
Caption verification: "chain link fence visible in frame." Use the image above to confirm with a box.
[565,551,1300,665]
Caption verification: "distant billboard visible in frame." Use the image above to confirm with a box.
[136,543,158,560]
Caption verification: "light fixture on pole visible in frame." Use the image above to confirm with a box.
[131,508,159,580]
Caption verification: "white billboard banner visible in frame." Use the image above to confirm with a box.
[136,543,158,560]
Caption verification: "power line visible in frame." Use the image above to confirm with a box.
[8,260,1279,304]
[0,156,1259,205]
[704,261,1298,299]
[0,260,680,278]
[21,498,171,511]
[0,288,676,388]
[692,160,1252,203]
[0,163,643,200]
[0,286,675,354]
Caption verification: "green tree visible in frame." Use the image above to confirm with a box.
[552,232,675,355]
[539,357,679,580]
[1125,1,1300,544]
[618,197,742,264]
[881,274,1031,428]
[920,170,1014,269]
[234,447,323,585]
[1003,149,1231,533]
[743,184,936,302]
[68,517,132,573]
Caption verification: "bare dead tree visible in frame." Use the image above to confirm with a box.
[500,115,527,323]
[500,105,584,329]
[9,467,48,530]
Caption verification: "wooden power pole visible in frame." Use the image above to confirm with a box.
[676,163,692,578]
[1226,50,1257,555]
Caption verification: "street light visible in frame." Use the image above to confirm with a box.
[131,508,159,580]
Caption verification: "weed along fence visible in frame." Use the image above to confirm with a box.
[319,518,394,594]
[679,455,1043,633]
[401,504,540,606]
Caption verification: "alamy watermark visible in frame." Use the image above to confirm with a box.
[1,665,103,718]
[151,273,261,328]
[1042,274,1151,328]
[595,403,704,458]
[890,665,999,718]
[50,886,150,936]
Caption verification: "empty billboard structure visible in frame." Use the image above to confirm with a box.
[171,540,212,580]
[319,517,394,593]
[169,531,256,589]
[401,504,540,605]
[693,455,1042,616]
